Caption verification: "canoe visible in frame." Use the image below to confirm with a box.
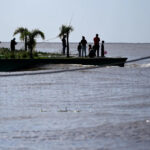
[0,57,127,71]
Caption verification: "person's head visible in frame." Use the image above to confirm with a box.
[63,35,66,38]
[96,34,99,37]
[89,44,92,49]
[79,42,81,45]
[13,38,16,40]
[102,40,104,43]
[82,36,85,39]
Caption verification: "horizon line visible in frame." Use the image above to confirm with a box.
[1,41,150,44]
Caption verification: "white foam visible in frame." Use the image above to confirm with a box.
[140,63,150,68]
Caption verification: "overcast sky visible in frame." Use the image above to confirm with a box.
[0,0,150,42]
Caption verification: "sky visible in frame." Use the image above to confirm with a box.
[0,0,150,43]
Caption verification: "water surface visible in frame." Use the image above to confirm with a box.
[0,43,150,150]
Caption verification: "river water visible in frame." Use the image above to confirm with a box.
[0,43,150,150]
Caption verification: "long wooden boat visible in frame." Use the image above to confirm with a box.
[0,57,127,71]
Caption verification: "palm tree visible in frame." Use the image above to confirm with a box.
[28,29,45,58]
[14,27,29,51]
[59,25,73,57]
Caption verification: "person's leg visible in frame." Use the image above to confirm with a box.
[63,46,65,55]
[101,48,104,57]
[95,49,97,57]
[83,46,86,57]
[97,45,99,57]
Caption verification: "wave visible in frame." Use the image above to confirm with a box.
[140,63,150,68]
[126,63,150,68]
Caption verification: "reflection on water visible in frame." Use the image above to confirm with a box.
[0,43,150,150]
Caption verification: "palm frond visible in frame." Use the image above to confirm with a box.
[13,27,29,41]
[59,25,74,38]
[31,29,45,40]
[27,29,45,52]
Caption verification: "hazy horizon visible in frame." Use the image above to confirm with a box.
[1,40,150,44]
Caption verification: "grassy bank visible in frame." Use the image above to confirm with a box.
[0,48,63,59]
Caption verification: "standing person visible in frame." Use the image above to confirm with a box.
[10,38,17,52]
[77,42,82,57]
[101,40,105,57]
[81,36,87,57]
[62,35,66,55]
[93,34,100,57]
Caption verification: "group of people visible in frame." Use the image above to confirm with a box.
[77,34,105,58]
[9,34,105,58]
[62,34,105,58]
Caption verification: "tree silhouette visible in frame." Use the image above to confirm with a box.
[14,27,29,51]
[59,25,73,57]
[27,29,45,58]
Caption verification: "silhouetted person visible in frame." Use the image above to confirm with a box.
[77,42,82,57]
[81,36,87,57]
[62,35,66,55]
[10,38,17,52]
[93,34,100,57]
[101,40,105,57]
[89,45,96,58]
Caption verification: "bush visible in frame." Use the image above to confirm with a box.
[0,48,64,59]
